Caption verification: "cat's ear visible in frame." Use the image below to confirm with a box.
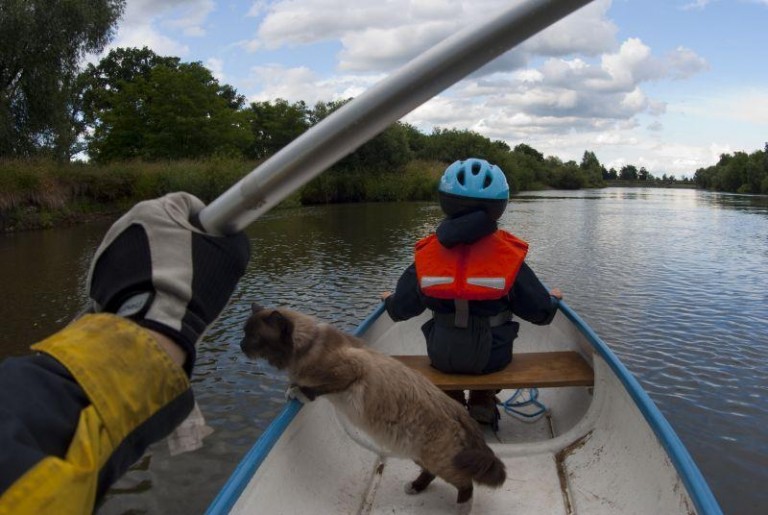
[266,310,294,338]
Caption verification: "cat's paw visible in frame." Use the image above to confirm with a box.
[404,482,419,495]
[285,385,312,404]
[456,497,473,515]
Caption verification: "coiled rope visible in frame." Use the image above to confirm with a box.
[500,388,548,423]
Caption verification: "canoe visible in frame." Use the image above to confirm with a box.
[206,301,722,514]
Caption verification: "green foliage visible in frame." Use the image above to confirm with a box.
[579,151,605,187]
[0,0,125,159]
[300,159,439,204]
[0,159,68,210]
[551,160,586,190]
[418,128,503,163]
[80,47,252,162]
[0,158,260,230]
[619,164,638,181]
[336,122,414,173]
[694,146,768,193]
[245,99,310,159]
[514,143,544,162]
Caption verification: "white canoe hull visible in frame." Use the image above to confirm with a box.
[208,303,720,514]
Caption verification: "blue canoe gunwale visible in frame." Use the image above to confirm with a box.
[206,301,721,515]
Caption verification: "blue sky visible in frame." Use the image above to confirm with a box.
[97,0,768,177]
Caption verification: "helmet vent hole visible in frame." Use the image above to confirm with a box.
[483,174,492,188]
[471,162,482,175]
[457,170,465,185]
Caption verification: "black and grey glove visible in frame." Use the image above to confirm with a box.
[86,192,251,375]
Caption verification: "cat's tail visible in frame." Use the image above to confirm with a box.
[453,448,506,487]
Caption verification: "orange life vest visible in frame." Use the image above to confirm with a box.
[414,230,529,301]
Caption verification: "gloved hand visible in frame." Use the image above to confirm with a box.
[86,192,251,375]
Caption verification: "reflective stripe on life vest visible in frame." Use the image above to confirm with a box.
[467,277,507,290]
[414,230,529,301]
[420,276,454,288]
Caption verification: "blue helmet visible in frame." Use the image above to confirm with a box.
[438,158,509,220]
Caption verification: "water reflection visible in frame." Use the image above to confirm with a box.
[0,188,766,514]
[700,190,768,214]
[0,224,106,356]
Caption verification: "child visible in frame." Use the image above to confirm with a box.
[383,158,562,427]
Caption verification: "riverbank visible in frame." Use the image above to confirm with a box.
[0,158,444,232]
[609,179,697,188]
[1,157,701,232]
[0,158,446,232]
[0,158,260,232]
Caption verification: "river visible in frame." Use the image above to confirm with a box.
[0,188,765,514]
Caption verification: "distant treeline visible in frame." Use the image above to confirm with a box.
[693,145,768,194]
[3,39,765,231]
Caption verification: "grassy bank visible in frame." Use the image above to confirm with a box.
[0,158,261,231]
[0,158,444,232]
[607,179,697,189]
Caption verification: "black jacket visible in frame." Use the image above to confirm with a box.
[384,211,558,374]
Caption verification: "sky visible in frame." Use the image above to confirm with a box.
[93,0,768,178]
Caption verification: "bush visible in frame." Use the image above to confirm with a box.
[0,158,262,231]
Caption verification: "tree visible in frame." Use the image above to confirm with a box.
[619,164,638,181]
[0,0,125,159]
[514,143,544,162]
[551,160,585,189]
[336,121,414,173]
[79,47,181,118]
[694,146,768,193]
[245,99,310,159]
[308,99,349,125]
[419,128,517,167]
[80,48,251,161]
[579,150,604,187]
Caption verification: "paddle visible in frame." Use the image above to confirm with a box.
[198,0,595,234]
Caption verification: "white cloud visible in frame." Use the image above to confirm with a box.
[247,0,617,73]
[681,0,713,11]
[520,0,617,57]
[647,121,664,132]
[665,47,709,79]
[232,0,717,177]
[722,90,768,124]
[164,0,215,37]
[247,1,269,18]
[243,65,381,105]
[206,57,225,82]
[110,26,189,57]
[103,0,216,57]
[337,20,455,71]
[670,87,768,125]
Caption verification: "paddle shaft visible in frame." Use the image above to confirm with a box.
[199,0,594,234]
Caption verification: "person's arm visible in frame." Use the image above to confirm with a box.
[0,193,250,514]
[509,262,562,325]
[382,263,427,321]
[0,315,194,513]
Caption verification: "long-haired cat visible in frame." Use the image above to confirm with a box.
[240,304,506,514]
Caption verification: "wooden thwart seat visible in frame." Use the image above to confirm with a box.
[393,351,594,390]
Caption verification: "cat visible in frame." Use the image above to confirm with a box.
[240,303,506,514]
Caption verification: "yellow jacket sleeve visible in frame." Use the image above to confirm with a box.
[0,314,191,515]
